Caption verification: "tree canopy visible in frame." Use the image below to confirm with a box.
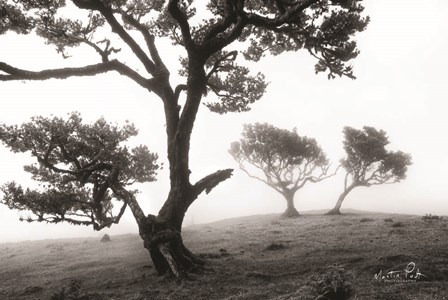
[341,126,411,186]
[327,126,412,214]
[230,123,334,217]
[0,112,160,230]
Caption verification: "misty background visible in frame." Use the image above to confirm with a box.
[1,0,447,243]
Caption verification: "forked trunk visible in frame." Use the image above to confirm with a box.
[131,56,232,278]
[140,168,232,278]
[113,183,204,279]
[281,191,299,218]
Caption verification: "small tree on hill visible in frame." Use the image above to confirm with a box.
[0,113,159,229]
[0,0,369,277]
[230,123,336,217]
[327,126,412,215]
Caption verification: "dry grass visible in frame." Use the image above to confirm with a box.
[1,212,448,299]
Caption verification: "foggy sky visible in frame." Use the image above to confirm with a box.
[1,0,448,243]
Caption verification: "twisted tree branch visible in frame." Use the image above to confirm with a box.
[0,60,153,89]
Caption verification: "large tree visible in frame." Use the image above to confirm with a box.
[230,123,335,217]
[327,126,412,215]
[0,0,369,277]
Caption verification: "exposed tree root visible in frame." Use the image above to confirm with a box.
[158,242,186,279]
[142,227,205,280]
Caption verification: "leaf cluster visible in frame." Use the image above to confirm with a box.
[237,0,369,79]
[203,50,268,114]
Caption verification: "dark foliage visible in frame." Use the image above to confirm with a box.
[0,113,159,230]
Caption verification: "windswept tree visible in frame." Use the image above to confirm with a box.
[230,123,335,217]
[0,113,160,230]
[0,0,369,277]
[327,126,412,215]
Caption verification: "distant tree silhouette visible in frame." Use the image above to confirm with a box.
[327,126,412,215]
[230,123,336,217]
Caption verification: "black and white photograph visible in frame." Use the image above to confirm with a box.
[1,0,447,299]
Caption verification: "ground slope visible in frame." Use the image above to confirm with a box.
[1,212,447,299]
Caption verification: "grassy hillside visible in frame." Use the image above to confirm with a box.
[1,212,448,299]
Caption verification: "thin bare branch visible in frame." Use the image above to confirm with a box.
[237,161,283,194]
[121,13,166,69]
[89,5,158,75]
[94,202,127,230]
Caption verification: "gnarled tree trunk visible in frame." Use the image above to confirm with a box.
[117,181,206,278]
[137,168,232,278]
[128,59,234,278]
[139,212,205,278]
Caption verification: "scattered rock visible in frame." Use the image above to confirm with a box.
[23,286,43,295]
[422,214,442,222]
[100,234,111,242]
[141,265,153,269]
[359,218,374,223]
[389,228,405,235]
[245,271,273,280]
[199,253,221,259]
[50,280,106,300]
[199,249,230,259]
[264,242,286,251]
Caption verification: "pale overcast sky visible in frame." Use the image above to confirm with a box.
[1,0,448,242]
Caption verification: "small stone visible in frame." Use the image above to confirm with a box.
[23,286,43,295]
[100,234,111,242]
